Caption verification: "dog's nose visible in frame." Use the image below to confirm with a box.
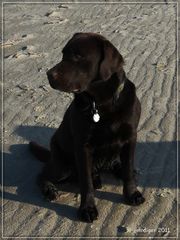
[47,70,60,81]
[47,70,59,89]
[46,70,51,79]
[47,70,55,79]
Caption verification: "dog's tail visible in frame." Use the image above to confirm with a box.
[29,141,50,162]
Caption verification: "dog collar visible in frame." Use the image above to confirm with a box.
[117,82,125,95]
[91,82,124,122]
[113,81,125,104]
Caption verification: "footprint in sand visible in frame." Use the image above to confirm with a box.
[2,33,35,49]
[5,45,46,59]
[45,10,62,17]
[44,10,69,25]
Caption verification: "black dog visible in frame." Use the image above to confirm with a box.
[29,32,145,223]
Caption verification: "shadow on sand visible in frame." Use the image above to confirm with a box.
[1,125,178,221]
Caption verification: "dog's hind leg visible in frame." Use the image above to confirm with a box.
[39,141,72,201]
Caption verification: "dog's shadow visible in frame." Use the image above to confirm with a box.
[2,125,177,221]
[2,125,126,221]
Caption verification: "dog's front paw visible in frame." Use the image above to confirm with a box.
[125,190,145,206]
[78,205,98,223]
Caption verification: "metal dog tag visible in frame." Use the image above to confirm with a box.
[92,101,100,123]
[93,112,100,122]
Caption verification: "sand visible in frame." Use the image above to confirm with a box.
[1,1,178,238]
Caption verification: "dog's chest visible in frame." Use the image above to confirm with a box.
[88,117,133,169]
[90,118,132,144]
[90,120,118,146]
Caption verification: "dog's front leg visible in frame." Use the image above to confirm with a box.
[75,143,98,223]
[120,136,145,205]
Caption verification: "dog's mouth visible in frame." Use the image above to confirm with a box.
[47,76,80,93]
[47,71,88,94]
[59,86,83,94]
[71,88,81,93]
[69,87,87,94]
[49,81,83,94]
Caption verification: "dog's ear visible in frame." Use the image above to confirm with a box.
[100,40,124,81]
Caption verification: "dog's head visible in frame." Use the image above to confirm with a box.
[47,32,124,93]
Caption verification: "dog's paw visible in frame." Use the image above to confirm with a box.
[78,205,98,223]
[43,182,59,201]
[125,190,145,206]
